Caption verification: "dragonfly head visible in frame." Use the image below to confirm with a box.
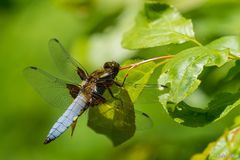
[103,61,120,77]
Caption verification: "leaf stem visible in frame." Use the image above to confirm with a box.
[120,55,174,83]
[190,38,203,46]
[175,32,203,47]
[120,55,174,70]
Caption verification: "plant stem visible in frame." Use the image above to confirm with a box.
[119,55,174,83]
[190,38,203,46]
[176,32,203,47]
[120,55,174,70]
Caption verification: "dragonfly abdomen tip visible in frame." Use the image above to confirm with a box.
[43,138,52,144]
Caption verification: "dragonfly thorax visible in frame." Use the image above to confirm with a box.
[79,61,120,106]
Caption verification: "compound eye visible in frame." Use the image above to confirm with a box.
[103,62,111,69]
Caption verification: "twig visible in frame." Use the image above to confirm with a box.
[120,55,174,70]
[119,55,174,85]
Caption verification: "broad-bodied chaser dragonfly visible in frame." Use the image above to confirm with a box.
[24,39,152,144]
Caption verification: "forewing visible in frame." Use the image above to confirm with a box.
[23,66,78,109]
[48,39,87,84]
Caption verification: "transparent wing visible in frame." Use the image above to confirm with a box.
[48,39,88,84]
[23,66,78,109]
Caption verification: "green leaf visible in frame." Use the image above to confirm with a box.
[168,91,240,127]
[191,125,240,160]
[117,60,158,102]
[219,61,240,83]
[87,86,135,146]
[207,36,240,57]
[121,2,195,49]
[87,60,157,146]
[156,36,240,127]
[158,46,228,109]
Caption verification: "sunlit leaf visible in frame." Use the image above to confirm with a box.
[88,87,135,146]
[117,60,158,102]
[156,36,240,127]
[219,61,240,83]
[122,2,195,49]
[158,46,228,109]
[191,125,240,160]
[168,91,240,127]
[207,36,240,57]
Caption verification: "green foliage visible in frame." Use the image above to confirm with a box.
[88,87,136,146]
[86,0,240,148]
[117,60,158,102]
[121,2,240,129]
[119,0,240,158]
[207,36,240,57]
[158,46,228,107]
[191,120,240,160]
[121,1,195,49]
[88,60,156,145]
[168,92,240,127]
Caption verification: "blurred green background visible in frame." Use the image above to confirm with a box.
[1,0,240,159]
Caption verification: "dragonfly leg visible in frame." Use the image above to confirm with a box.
[114,80,124,87]
[114,71,129,87]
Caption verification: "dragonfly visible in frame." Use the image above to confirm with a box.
[24,39,152,144]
